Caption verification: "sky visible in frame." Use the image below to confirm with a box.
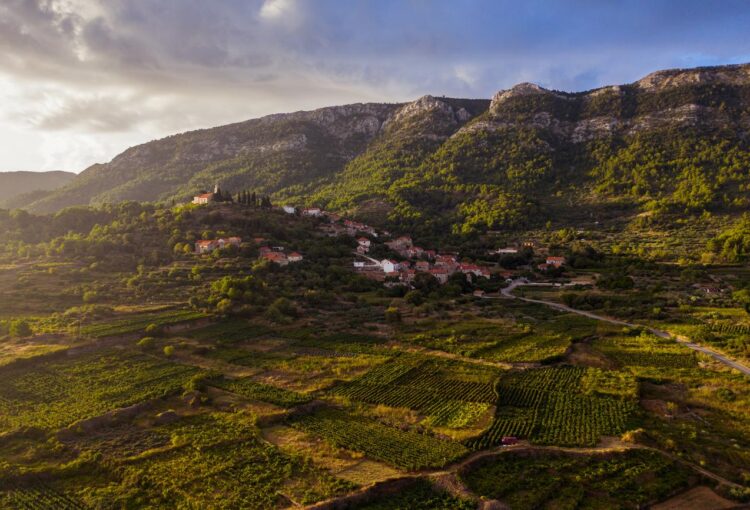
[1,0,749,173]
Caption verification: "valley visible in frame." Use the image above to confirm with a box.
[0,194,749,509]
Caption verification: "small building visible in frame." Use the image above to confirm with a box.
[381,259,401,273]
[473,289,486,298]
[195,237,241,254]
[259,246,273,255]
[546,256,566,268]
[287,252,303,263]
[429,268,449,284]
[353,261,365,268]
[537,263,551,271]
[282,205,296,214]
[262,252,289,266]
[415,260,431,272]
[400,269,417,283]
[302,207,322,217]
[192,192,214,205]
[195,240,216,254]
[357,236,371,246]
[458,263,489,278]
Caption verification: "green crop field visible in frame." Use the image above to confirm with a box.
[331,354,499,428]
[81,309,206,338]
[0,349,200,432]
[467,367,637,449]
[210,376,311,407]
[290,408,470,470]
[460,449,696,509]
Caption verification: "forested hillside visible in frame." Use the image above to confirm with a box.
[18,63,750,239]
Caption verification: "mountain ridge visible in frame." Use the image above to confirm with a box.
[17,62,750,237]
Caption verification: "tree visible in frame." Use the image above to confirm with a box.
[9,319,32,338]
[385,306,401,323]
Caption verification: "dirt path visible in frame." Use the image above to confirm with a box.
[499,280,750,377]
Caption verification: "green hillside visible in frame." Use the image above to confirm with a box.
[18,63,750,241]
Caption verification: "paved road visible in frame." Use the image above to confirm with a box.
[500,280,750,377]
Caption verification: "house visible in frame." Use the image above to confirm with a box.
[458,263,489,278]
[424,250,436,260]
[429,268,449,284]
[302,207,322,217]
[537,263,551,271]
[223,237,242,248]
[546,256,566,268]
[415,260,431,272]
[262,252,288,265]
[253,237,266,244]
[353,261,365,268]
[400,269,417,283]
[192,192,214,205]
[195,240,217,254]
[287,252,303,263]
[473,289,486,298]
[381,259,401,273]
[386,236,412,252]
[356,245,369,254]
[192,184,221,205]
[405,246,425,258]
[357,237,371,250]
[282,205,296,214]
[435,254,457,267]
[194,237,241,254]
[259,246,273,255]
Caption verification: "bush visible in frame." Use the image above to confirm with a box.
[9,319,32,338]
[137,336,156,349]
[163,345,175,357]
[385,307,401,323]
[144,323,164,337]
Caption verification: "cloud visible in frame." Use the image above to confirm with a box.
[0,0,749,172]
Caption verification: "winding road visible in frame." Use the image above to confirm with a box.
[499,280,750,377]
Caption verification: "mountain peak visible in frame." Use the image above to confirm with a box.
[635,62,750,91]
[490,82,555,109]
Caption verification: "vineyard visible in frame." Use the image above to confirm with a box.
[210,376,311,407]
[81,309,206,338]
[459,449,695,509]
[290,408,470,470]
[330,355,499,428]
[0,480,87,510]
[0,349,200,433]
[466,367,637,449]
[594,333,697,369]
[185,319,272,344]
[402,319,570,363]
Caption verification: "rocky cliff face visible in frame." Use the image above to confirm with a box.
[20,62,750,214]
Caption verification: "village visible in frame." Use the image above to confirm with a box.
[189,184,572,294]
